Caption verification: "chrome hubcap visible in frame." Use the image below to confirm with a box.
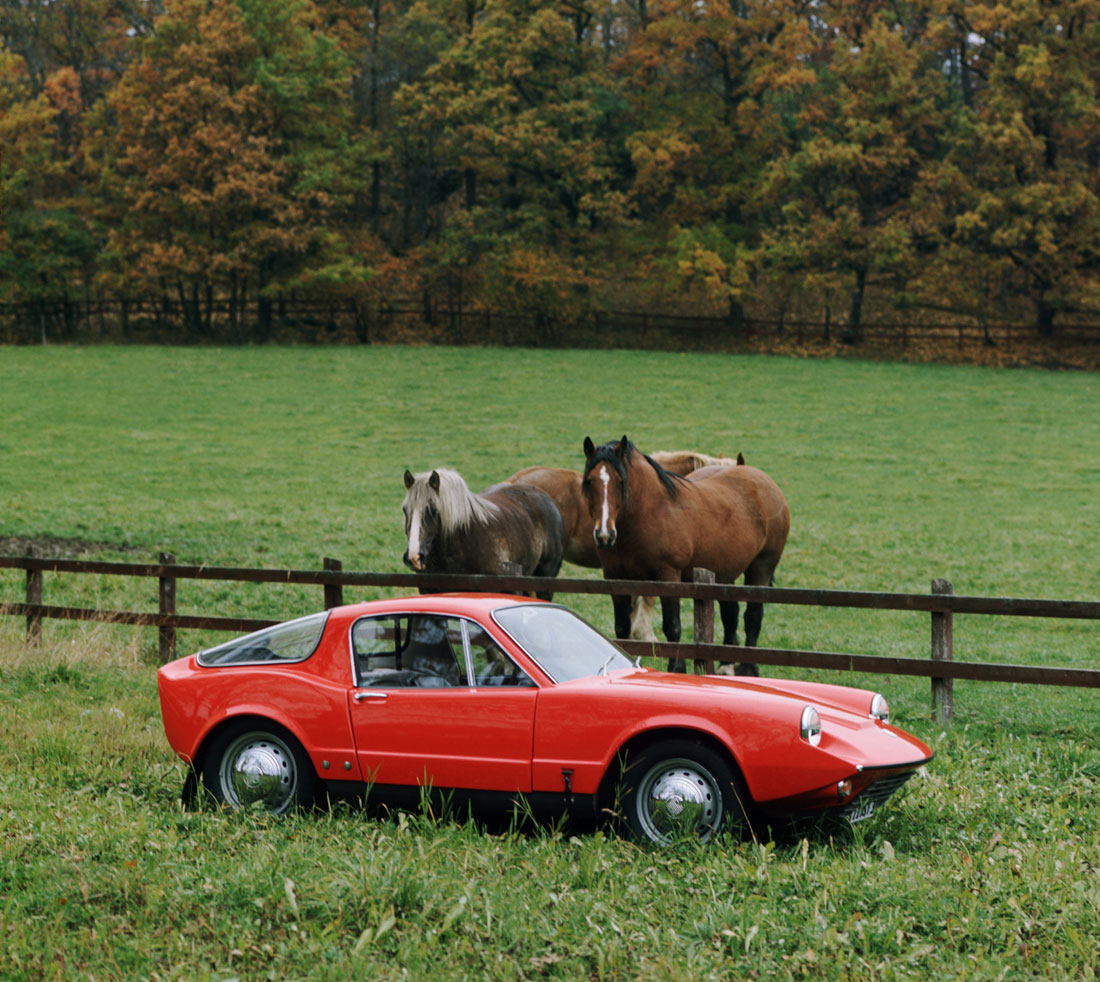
[638,758,721,843]
[220,733,297,812]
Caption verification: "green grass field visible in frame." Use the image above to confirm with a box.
[1,345,1098,980]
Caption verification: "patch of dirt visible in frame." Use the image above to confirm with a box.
[0,535,146,559]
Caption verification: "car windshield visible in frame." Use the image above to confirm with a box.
[197,611,329,667]
[492,604,632,683]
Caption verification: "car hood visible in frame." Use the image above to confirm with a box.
[599,668,932,802]
[605,668,890,719]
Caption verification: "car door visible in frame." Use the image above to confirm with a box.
[347,613,537,791]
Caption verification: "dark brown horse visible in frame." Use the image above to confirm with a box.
[580,436,789,674]
[402,468,566,600]
[506,450,746,640]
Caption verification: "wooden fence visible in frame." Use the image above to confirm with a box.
[6,297,1100,350]
[2,551,1099,725]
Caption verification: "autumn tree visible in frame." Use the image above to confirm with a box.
[394,0,630,322]
[5,0,1100,346]
[940,0,1100,334]
[85,0,369,339]
[753,8,957,340]
[614,0,816,320]
[0,46,96,338]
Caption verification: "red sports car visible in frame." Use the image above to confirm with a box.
[158,594,932,844]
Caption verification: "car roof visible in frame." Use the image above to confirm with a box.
[328,593,549,622]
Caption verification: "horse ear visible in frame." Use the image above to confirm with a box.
[583,436,595,459]
[404,469,415,489]
[616,436,629,458]
[736,452,745,465]
[428,470,441,491]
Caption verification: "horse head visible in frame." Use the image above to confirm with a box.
[402,469,443,571]
[581,435,632,549]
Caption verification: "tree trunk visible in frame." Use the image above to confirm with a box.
[844,266,867,343]
[257,293,272,343]
[1035,295,1056,337]
[727,297,745,329]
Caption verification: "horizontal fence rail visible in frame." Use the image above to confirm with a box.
[6,297,1100,350]
[3,553,1099,725]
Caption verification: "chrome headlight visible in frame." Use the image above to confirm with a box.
[870,693,890,723]
[800,705,822,747]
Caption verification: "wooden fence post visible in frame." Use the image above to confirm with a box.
[692,568,715,674]
[323,557,343,609]
[931,578,954,726]
[159,552,177,664]
[25,545,42,645]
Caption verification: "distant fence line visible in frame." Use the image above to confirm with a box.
[3,551,1100,725]
[4,297,1100,349]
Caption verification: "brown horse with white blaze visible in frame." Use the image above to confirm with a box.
[581,436,789,674]
[506,450,745,641]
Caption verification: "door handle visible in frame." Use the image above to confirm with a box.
[354,690,388,702]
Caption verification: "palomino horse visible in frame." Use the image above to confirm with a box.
[506,450,745,641]
[650,450,744,475]
[402,468,566,600]
[580,436,789,674]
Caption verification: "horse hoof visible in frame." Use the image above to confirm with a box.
[734,663,759,677]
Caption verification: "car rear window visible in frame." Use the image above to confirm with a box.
[197,611,329,667]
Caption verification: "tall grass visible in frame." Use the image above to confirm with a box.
[1,346,1099,979]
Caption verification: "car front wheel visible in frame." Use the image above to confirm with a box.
[202,720,317,814]
[621,740,749,845]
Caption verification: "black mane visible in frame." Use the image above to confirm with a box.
[584,438,685,500]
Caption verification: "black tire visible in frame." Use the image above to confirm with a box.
[201,719,317,814]
[620,739,752,845]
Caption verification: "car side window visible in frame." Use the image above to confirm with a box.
[467,622,535,687]
[198,611,328,667]
[352,614,468,688]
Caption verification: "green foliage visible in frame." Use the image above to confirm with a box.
[0,207,97,304]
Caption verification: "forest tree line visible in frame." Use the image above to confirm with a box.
[2,0,1099,343]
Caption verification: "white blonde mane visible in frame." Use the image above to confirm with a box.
[651,450,738,472]
[404,468,500,531]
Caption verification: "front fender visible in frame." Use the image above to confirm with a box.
[531,688,742,795]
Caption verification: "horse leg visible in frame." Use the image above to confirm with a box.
[629,596,657,642]
[612,593,633,641]
[737,558,779,676]
[661,596,684,672]
[736,601,762,676]
[715,600,739,676]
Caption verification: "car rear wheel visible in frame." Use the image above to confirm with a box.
[621,740,749,845]
[202,720,317,814]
